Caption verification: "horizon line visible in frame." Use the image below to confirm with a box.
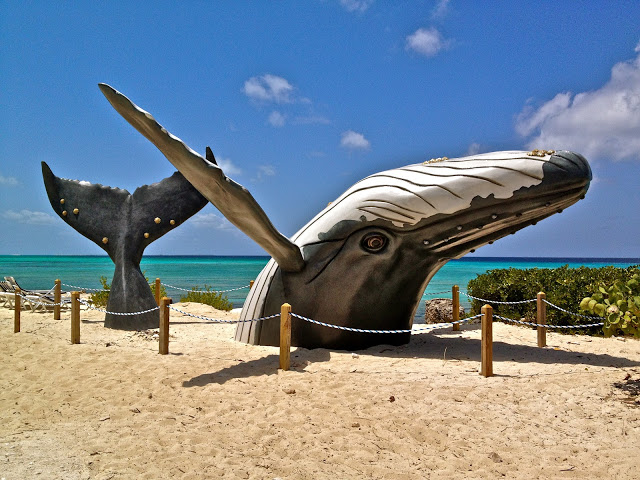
[1,254,639,262]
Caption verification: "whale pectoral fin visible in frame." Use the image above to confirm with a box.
[98,83,305,272]
[41,161,128,259]
[131,171,208,242]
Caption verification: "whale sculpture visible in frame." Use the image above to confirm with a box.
[41,163,207,330]
[98,83,592,348]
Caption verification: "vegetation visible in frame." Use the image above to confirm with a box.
[580,273,640,337]
[466,264,640,335]
[88,276,111,307]
[88,274,167,307]
[179,285,233,311]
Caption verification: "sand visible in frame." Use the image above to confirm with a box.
[1,301,639,480]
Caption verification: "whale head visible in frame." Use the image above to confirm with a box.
[253,149,591,348]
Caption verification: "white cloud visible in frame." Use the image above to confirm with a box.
[339,0,373,13]
[0,174,19,186]
[259,165,275,176]
[340,130,371,150]
[515,49,640,161]
[515,93,572,137]
[252,165,276,183]
[405,27,449,57]
[431,0,451,20]
[2,209,57,225]
[243,74,294,103]
[268,111,286,127]
[190,212,233,230]
[465,142,482,156]
[215,157,242,177]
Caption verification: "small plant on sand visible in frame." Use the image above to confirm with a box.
[88,274,167,307]
[88,276,111,307]
[580,273,640,337]
[180,285,233,311]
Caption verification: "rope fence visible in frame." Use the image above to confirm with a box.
[8,277,616,377]
[160,282,251,293]
[167,305,279,324]
[78,300,160,315]
[494,315,604,330]
[460,291,537,305]
[290,312,479,334]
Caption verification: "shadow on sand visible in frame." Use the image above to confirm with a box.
[183,324,639,387]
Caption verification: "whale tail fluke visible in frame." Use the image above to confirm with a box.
[42,161,207,329]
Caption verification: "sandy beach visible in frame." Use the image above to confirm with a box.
[1,302,639,479]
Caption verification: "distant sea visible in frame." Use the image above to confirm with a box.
[2,256,638,320]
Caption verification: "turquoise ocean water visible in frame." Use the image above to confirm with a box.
[1,256,638,321]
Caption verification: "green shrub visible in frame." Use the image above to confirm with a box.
[88,274,167,308]
[467,264,640,335]
[580,273,640,337]
[180,285,233,311]
[88,275,111,307]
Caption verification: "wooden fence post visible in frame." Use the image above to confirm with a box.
[159,297,171,355]
[481,304,493,377]
[14,288,21,333]
[280,303,292,371]
[54,279,61,320]
[452,285,460,331]
[71,291,80,344]
[537,292,547,348]
[155,278,161,306]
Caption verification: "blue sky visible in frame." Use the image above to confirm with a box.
[1,1,639,258]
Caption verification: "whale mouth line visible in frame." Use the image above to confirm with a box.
[423,183,588,254]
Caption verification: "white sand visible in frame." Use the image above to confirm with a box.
[1,302,639,479]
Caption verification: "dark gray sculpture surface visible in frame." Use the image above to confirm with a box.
[98,83,592,348]
[42,163,207,330]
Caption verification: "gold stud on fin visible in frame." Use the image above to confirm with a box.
[102,237,108,245]
[73,208,79,215]
[144,232,149,238]
[154,217,161,224]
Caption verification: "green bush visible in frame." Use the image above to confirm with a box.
[580,273,640,337]
[180,285,233,311]
[467,264,640,335]
[88,274,167,307]
[88,275,111,307]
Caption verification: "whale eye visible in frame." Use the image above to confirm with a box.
[361,232,388,253]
